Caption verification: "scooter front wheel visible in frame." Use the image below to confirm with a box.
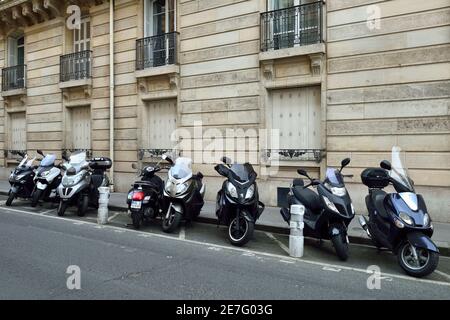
[6,191,16,206]
[331,233,349,261]
[57,201,68,216]
[228,216,254,247]
[162,207,182,233]
[31,189,42,207]
[398,242,439,278]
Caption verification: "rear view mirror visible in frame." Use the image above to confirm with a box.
[162,154,174,165]
[221,156,232,165]
[380,160,392,171]
[297,169,309,178]
[37,149,44,156]
[214,164,229,177]
[341,158,350,168]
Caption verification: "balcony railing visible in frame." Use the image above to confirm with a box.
[1,65,26,91]
[136,32,178,70]
[60,50,92,82]
[261,1,323,52]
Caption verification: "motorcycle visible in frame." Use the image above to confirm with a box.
[31,150,62,207]
[6,152,38,206]
[280,158,355,261]
[359,146,439,277]
[56,151,112,217]
[127,162,165,229]
[215,157,264,246]
[161,155,205,233]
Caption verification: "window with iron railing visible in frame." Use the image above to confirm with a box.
[136,32,178,70]
[261,1,323,52]
[1,65,26,91]
[60,50,92,82]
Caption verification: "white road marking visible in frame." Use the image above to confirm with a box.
[435,270,450,281]
[40,209,55,215]
[2,206,450,287]
[265,232,290,255]
[108,212,121,222]
[179,226,186,240]
[323,266,341,272]
[280,260,295,264]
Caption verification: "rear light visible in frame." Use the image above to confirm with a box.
[132,191,145,201]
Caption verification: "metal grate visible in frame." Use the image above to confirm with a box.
[60,50,92,82]
[261,1,323,52]
[1,65,26,91]
[136,32,178,70]
[262,149,326,163]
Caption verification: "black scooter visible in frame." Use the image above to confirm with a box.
[127,163,165,229]
[280,158,355,260]
[6,152,38,206]
[31,150,62,207]
[215,157,265,246]
[359,147,439,277]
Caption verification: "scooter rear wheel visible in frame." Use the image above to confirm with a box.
[31,189,42,207]
[131,212,143,229]
[77,195,89,217]
[398,242,439,278]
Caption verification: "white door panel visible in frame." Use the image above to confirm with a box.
[146,99,177,149]
[9,112,26,151]
[71,106,91,150]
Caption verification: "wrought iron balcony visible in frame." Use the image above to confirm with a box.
[1,65,26,91]
[261,1,323,52]
[136,32,178,70]
[262,149,326,163]
[60,50,92,83]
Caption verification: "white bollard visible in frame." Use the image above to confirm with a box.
[289,204,305,258]
[97,187,110,225]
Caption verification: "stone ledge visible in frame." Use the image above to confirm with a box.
[259,43,326,61]
[135,64,180,79]
[1,88,27,97]
[59,78,92,89]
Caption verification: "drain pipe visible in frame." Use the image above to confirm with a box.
[109,0,115,191]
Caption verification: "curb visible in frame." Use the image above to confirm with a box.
[2,190,448,257]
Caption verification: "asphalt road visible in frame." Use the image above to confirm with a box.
[0,200,449,300]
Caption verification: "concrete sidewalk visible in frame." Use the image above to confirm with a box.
[0,180,448,255]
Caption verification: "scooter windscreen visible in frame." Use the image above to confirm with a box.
[229,163,256,184]
[390,146,414,192]
[169,158,192,180]
[325,168,344,187]
[40,154,56,167]
[67,152,88,173]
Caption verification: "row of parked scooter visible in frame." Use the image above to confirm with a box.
[6,146,439,278]
[7,150,111,216]
[127,147,439,278]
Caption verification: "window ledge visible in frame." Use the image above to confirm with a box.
[59,78,92,89]
[259,43,325,62]
[1,88,27,97]
[135,64,179,79]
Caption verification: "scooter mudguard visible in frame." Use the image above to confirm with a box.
[329,223,346,238]
[241,210,254,223]
[406,232,439,253]
[10,186,18,194]
[171,203,183,214]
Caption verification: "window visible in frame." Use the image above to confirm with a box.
[74,18,91,52]
[8,112,26,153]
[144,99,177,149]
[270,87,321,150]
[144,0,175,37]
[8,35,24,67]
[70,106,91,150]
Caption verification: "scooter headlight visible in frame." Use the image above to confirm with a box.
[323,196,339,213]
[245,184,255,199]
[176,182,189,194]
[423,213,430,227]
[399,212,413,226]
[226,182,238,199]
[63,174,83,187]
[331,186,347,197]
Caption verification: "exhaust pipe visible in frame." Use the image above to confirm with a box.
[358,216,371,238]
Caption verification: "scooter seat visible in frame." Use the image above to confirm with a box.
[292,186,321,211]
[371,190,389,219]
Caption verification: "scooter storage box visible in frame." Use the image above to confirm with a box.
[361,168,389,188]
[90,157,112,170]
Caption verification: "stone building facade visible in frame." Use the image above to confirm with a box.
[0,0,449,221]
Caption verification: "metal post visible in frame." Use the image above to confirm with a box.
[289,204,305,257]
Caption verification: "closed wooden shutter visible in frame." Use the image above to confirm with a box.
[271,86,321,149]
[146,99,177,149]
[71,106,91,150]
[9,112,26,151]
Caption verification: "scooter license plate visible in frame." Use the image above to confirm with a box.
[131,201,142,209]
